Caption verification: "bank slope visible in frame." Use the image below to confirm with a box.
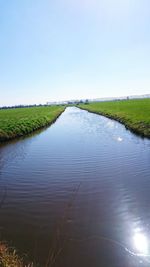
[79,99,150,138]
[0,106,66,142]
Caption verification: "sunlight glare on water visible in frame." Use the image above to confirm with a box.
[133,230,149,255]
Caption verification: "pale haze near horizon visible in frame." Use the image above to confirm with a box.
[0,0,150,106]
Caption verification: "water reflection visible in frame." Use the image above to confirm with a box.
[123,228,150,265]
[133,230,149,255]
[117,137,123,142]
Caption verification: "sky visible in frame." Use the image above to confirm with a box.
[0,0,150,106]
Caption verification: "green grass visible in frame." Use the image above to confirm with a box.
[79,98,150,138]
[0,106,66,142]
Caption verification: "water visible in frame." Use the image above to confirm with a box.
[0,107,150,267]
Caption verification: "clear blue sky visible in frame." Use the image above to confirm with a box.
[0,0,150,106]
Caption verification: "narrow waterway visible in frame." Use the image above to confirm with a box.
[0,107,150,267]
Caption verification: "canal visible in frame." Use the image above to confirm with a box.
[0,107,150,267]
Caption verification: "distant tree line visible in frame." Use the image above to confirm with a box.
[0,99,90,110]
[0,104,49,110]
[75,99,89,105]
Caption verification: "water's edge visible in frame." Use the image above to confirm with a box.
[78,106,150,139]
[0,107,66,144]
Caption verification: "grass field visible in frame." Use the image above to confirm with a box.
[79,98,150,138]
[0,105,66,142]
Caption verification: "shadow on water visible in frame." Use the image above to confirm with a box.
[0,107,150,267]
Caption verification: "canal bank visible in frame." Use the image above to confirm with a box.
[0,105,66,142]
[79,99,150,138]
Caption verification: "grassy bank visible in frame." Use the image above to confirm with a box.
[0,105,66,142]
[0,242,33,267]
[79,98,150,138]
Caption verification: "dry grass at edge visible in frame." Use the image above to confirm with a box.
[0,243,33,267]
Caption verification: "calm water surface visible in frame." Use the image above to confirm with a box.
[0,107,150,267]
